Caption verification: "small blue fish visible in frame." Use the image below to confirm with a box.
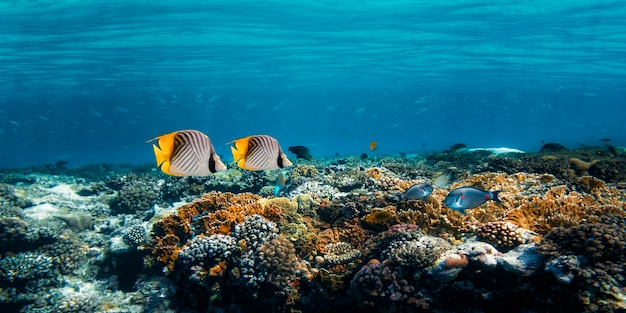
[274,171,293,196]
[401,183,434,200]
[444,186,502,214]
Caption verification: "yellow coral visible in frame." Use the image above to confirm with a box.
[363,206,396,225]
[292,164,318,178]
[505,183,626,235]
[394,190,467,238]
[365,167,383,179]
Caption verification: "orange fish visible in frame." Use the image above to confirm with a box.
[369,141,377,151]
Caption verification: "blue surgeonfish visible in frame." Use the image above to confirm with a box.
[444,186,502,214]
[400,183,433,200]
[274,171,293,196]
[229,135,293,171]
[148,129,227,176]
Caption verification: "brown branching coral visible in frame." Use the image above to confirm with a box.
[394,191,467,238]
[316,218,368,254]
[505,184,626,235]
[574,175,606,194]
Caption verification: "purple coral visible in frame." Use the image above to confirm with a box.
[350,261,428,309]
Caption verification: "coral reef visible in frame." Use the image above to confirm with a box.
[322,242,360,265]
[1,150,625,313]
[537,220,626,310]
[110,173,161,214]
[122,225,148,246]
[476,221,528,250]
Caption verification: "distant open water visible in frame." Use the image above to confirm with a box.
[1,1,625,168]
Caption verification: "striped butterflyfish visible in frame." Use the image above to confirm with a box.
[147,129,226,176]
[229,135,293,171]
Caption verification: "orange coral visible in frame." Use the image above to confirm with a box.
[340,218,367,250]
[365,167,383,179]
[209,260,227,277]
[151,191,285,270]
[363,206,396,225]
[444,256,468,268]
[316,228,341,254]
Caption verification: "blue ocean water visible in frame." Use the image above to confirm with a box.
[1,0,625,168]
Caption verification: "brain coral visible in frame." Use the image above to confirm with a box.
[111,173,161,214]
[537,221,626,263]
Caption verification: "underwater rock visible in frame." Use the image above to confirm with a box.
[288,145,313,160]
[57,213,93,231]
[545,255,580,284]
[497,243,543,275]
[445,143,467,153]
[568,157,597,176]
[23,203,68,220]
[540,142,568,153]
